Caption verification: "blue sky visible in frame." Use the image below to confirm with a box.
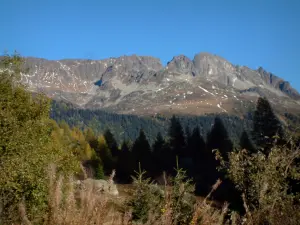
[1,0,299,90]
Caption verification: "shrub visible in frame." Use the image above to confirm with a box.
[126,161,197,224]
[225,140,300,225]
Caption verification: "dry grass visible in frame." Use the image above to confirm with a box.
[18,165,131,225]
[17,166,237,225]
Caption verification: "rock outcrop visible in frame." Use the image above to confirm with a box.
[76,178,119,196]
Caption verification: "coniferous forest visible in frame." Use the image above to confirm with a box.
[50,100,254,146]
[1,54,300,224]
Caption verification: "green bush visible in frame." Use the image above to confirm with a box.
[224,140,300,225]
[126,161,195,224]
[127,164,164,223]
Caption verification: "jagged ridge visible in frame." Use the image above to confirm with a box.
[15,52,300,116]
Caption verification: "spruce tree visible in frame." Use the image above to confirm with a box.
[204,117,233,189]
[207,117,233,162]
[131,129,153,175]
[206,117,241,210]
[185,125,191,147]
[152,132,165,175]
[104,128,119,157]
[153,132,175,176]
[116,140,134,182]
[240,130,256,153]
[189,127,206,174]
[183,126,206,177]
[168,115,186,157]
[252,97,284,154]
[95,162,105,179]
[187,127,206,160]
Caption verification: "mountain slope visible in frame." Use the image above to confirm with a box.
[18,52,300,116]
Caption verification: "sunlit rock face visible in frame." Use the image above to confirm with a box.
[19,52,300,116]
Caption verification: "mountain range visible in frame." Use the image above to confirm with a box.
[19,52,300,116]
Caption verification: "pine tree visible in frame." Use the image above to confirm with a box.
[179,127,205,177]
[186,127,210,195]
[189,127,206,168]
[168,115,186,157]
[116,140,134,182]
[252,97,284,154]
[240,130,256,153]
[131,129,153,175]
[203,117,233,187]
[185,125,191,147]
[104,128,119,157]
[152,132,166,176]
[207,117,233,162]
[206,117,241,210]
[153,132,175,177]
[95,163,105,179]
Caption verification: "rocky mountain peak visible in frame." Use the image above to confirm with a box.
[11,52,300,115]
[166,55,195,75]
[115,55,163,71]
[256,66,281,84]
[256,66,300,98]
[193,52,235,73]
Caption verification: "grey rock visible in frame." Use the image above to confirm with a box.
[76,178,119,196]
[166,55,196,75]
[16,52,300,116]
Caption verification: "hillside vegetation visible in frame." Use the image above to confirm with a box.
[50,100,253,145]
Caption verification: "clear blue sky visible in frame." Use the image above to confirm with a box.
[1,0,299,90]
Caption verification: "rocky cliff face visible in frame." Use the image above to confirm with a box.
[18,52,300,116]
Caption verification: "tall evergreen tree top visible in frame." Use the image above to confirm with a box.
[168,115,186,156]
[240,130,256,154]
[207,117,233,161]
[187,126,206,159]
[252,97,284,153]
[104,128,119,156]
[152,132,165,152]
[185,125,191,143]
[120,140,130,152]
[131,129,152,173]
[132,130,151,154]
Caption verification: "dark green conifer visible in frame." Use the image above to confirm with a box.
[252,97,284,154]
[131,129,153,175]
[168,115,186,157]
[240,130,256,153]
[207,117,233,162]
[104,128,119,157]
[116,140,134,182]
